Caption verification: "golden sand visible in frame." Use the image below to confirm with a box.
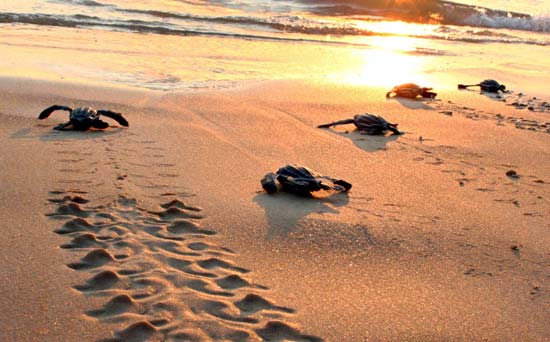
[1,75,549,341]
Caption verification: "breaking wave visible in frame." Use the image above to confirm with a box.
[298,0,550,33]
[463,13,550,32]
[0,11,547,47]
[0,12,368,45]
[30,0,550,34]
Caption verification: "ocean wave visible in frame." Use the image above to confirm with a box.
[0,12,547,47]
[50,0,110,7]
[52,0,550,34]
[81,6,550,43]
[463,13,550,32]
[463,29,516,38]
[297,0,549,33]
[0,12,350,44]
[0,11,379,39]
[117,8,371,36]
[74,0,107,6]
[37,0,550,34]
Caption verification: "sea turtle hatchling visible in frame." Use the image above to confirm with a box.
[386,83,437,99]
[458,79,506,93]
[318,113,402,135]
[261,164,352,196]
[38,105,129,130]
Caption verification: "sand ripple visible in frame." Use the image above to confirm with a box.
[47,192,321,341]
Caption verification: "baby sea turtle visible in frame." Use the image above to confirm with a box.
[38,105,129,130]
[318,113,402,135]
[458,79,506,93]
[386,83,437,99]
[261,164,352,196]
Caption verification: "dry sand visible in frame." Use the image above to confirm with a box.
[1,76,549,342]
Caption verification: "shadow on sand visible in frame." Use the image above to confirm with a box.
[253,191,349,238]
[10,124,126,141]
[458,88,507,102]
[386,97,435,110]
[322,128,401,153]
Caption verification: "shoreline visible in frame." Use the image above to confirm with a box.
[2,22,550,97]
[1,76,549,341]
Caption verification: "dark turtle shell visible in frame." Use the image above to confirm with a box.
[386,83,437,99]
[69,107,99,130]
[317,113,401,135]
[457,79,506,93]
[352,114,401,135]
[261,164,351,196]
[479,79,506,92]
[70,107,99,121]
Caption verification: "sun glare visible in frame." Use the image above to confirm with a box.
[368,35,417,52]
[335,35,430,87]
[354,20,434,37]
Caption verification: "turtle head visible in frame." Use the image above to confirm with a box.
[333,179,352,192]
[499,84,506,91]
[387,123,403,135]
[421,88,437,98]
[70,118,94,131]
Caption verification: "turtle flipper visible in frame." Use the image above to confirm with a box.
[457,84,479,90]
[38,105,73,119]
[98,110,129,127]
[53,121,73,130]
[318,175,352,192]
[92,119,109,129]
[387,124,402,135]
[317,118,355,128]
[420,88,437,98]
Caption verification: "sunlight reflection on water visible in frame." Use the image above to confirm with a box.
[332,36,431,87]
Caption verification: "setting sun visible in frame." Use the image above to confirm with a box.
[334,36,429,87]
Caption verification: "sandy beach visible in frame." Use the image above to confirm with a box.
[1,0,550,340]
[1,73,549,341]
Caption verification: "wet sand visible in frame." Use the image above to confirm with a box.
[0,76,549,342]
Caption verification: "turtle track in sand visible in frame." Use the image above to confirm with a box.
[431,91,550,134]
[45,131,322,342]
